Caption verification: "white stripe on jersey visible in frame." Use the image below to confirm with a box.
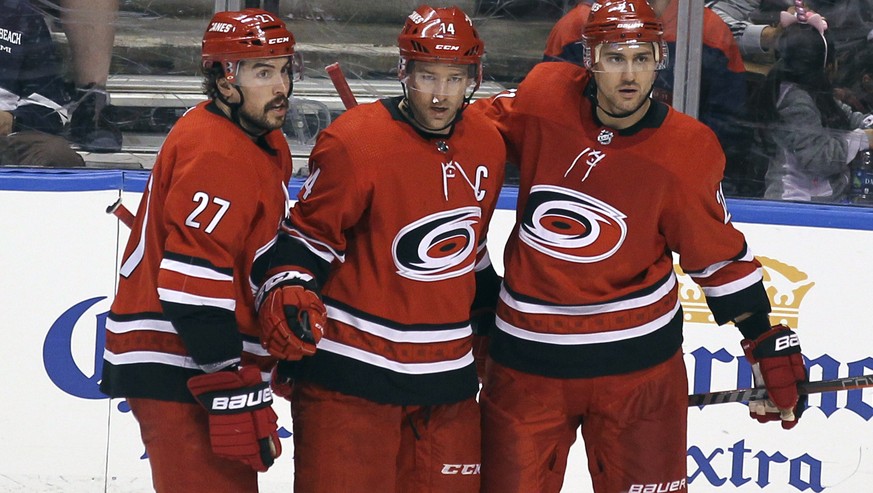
[699,268,763,297]
[286,227,345,264]
[474,242,492,271]
[157,288,236,311]
[106,317,176,334]
[160,258,233,281]
[687,248,755,279]
[317,338,474,375]
[243,339,271,357]
[495,299,681,346]
[499,273,676,316]
[326,303,473,343]
[103,349,200,369]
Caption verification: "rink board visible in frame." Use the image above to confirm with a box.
[1,168,872,492]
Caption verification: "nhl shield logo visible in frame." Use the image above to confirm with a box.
[597,129,614,145]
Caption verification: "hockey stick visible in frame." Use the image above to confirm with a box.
[688,375,873,407]
[325,62,359,109]
[106,197,135,228]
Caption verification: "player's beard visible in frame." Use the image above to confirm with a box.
[239,96,288,134]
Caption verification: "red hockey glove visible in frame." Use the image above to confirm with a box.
[257,283,326,360]
[741,324,808,430]
[187,366,282,471]
[270,365,294,400]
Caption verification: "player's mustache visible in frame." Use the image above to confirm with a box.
[267,97,288,108]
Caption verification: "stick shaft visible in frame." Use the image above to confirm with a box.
[325,62,358,110]
[688,375,873,407]
[106,198,135,228]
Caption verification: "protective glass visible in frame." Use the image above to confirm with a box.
[231,53,304,88]
[591,41,659,73]
[402,64,476,97]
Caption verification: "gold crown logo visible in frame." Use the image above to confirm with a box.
[675,256,814,327]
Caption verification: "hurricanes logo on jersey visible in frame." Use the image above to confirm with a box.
[519,185,627,263]
[392,207,481,281]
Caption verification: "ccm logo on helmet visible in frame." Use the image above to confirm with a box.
[775,334,800,352]
[208,22,234,33]
[211,388,273,411]
[435,44,460,51]
[268,37,290,45]
[441,464,480,475]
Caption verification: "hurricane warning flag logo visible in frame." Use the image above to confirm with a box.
[519,184,627,263]
[392,207,481,281]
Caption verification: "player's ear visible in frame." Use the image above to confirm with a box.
[217,77,237,101]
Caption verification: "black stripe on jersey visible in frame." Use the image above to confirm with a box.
[280,351,479,406]
[704,279,771,326]
[250,229,332,289]
[100,360,200,403]
[108,311,167,322]
[163,250,233,276]
[504,270,674,307]
[323,295,471,331]
[489,310,684,379]
[160,301,242,368]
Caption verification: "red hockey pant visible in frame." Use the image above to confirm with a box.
[128,398,259,493]
[480,350,688,493]
[290,381,481,493]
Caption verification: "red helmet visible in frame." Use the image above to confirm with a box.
[581,0,668,70]
[201,9,300,83]
[397,5,485,91]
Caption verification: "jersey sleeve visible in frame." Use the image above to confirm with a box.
[254,129,371,290]
[157,148,263,371]
[659,128,771,326]
[471,91,526,169]
[542,4,589,64]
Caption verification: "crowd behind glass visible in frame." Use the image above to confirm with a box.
[4,0,873,206]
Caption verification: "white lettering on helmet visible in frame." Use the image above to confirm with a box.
[435,44,461,51]
[268,37,290,45]
[409,11,426,24]
[616,21,644,30]
[208,22,234,33]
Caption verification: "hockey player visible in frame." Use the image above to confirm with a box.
[251,5,505,492]
[472,1,808,492]
[99,9,299,492]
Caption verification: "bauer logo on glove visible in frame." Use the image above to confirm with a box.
[742,324,808,430]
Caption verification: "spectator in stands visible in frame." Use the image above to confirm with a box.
[0,0,83,167]
[711,0,873,60]
[835,41,873,114]
[749,15,873,202]
[54,0,123,152]
[8,0,123,154]
[545,0,756,196]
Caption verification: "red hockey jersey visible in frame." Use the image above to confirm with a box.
[101,102,293,402]
[473,62,771,378]
[266,97,506,405]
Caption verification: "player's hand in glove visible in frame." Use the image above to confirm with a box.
[741,324,807,430]
[256,271,327,360]
[187,366,282,471]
